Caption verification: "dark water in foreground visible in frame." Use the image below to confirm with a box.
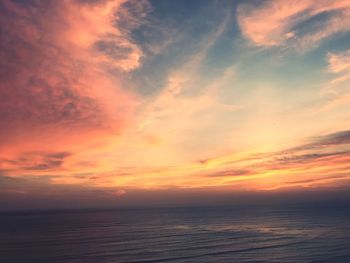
[0,205,350,263]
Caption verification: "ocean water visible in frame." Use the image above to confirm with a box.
[1,205,350,263]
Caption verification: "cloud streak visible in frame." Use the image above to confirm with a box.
[318,49,350,111]
[237,0,350,49]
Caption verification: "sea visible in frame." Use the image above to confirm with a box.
[1,204,350,263]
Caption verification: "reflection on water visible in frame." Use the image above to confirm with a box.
[0,205,350,262]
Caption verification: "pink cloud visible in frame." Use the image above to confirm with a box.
[0,0,149,157]
[328,49,350,74]
[115,189,127,196]
[318,49,350,111]
[237,0,350,49]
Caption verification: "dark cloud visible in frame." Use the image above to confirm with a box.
[286,174,350,185]
[0,151,71,172]
[274,151,350,165]
[0,175,20,185]
[294,130,350,151]
[315,130,350,146]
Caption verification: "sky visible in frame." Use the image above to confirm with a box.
[1,0,350,210]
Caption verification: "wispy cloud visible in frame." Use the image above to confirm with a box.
[237,0,350,49]
[191,130,350,190]
[319,49,350,111]
[0,152,70,172]
[328,49,350,74]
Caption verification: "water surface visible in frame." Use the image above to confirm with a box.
[1,205,350,262]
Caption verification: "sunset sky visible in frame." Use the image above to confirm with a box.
[1,0,350,210]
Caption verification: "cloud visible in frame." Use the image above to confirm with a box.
[286,174,350,186]
[0,0,149,155]
[291,130,350,150]
[131,13,244,165]
[328,49,350,74]
[205,169,252,177]
[115,189,127,196]
[0,152,71,172]
[312,130,350,147]
[0,0,146,131]
[237,0,350,49]
[310,49,350,113]
[273,151,349,164]
[190,129,350,190]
